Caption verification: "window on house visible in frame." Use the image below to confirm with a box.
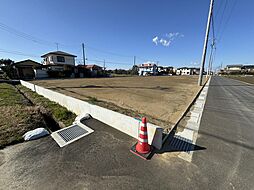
[57,56,65,62]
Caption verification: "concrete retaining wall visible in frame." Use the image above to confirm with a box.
[20,80,163,149]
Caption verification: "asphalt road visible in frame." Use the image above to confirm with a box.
[0,76,253,189]
[192,76,254,189]
[0,118,197,190]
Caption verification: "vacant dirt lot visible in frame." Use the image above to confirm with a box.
[32,76,202,129]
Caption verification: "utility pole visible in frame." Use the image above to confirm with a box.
[210,42,216,76]
[207,40,215,76]
[133,56,136,66]
[198,0,214,86]
[103,59,106,71]
[82,43,86,66]
[56,43,59,51]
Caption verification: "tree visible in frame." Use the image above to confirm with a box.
[0,59,14,66]
[0,59,16,79]
[130,65,138,75]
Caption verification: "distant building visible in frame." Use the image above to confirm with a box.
[12,59,41,79]
[41,51,77,77]
[138,63,158,76]
[157,66,174,75]
[225,64,243,74]
[176,67,200,75]
[76,64,104,77]
[41,51,76,72]
[241,65,254,74]
[85,64,103,77]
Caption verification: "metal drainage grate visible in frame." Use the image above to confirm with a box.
[51,123,94,147]
[57,125,88,143]
[170,135,193,154]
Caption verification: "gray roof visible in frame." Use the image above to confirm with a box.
[12,59,41,66]
[177,67,199,70]
[41,51,77,58]
[243,65,254,69]
[226,64,243,68]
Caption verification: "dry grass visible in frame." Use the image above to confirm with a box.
[0,83,47,148]
[0,83,76,149]
[225,75,254,84]
[17,85,76,127]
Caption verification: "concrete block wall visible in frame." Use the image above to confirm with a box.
[20,80,163,149]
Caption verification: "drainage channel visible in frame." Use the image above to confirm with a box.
[14,83,94,148]
[13,84,61,133]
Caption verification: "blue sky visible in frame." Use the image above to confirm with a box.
[0,0,253,70]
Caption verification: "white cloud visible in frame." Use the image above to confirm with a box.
[152,36,159,45]
[159,38,171,47]
[152,32,184,47]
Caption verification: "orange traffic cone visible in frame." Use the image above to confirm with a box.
[136,117,151,154]
[130,117,152,160]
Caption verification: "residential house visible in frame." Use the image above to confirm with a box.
[157,66,174,75]
[242,65,254,74]
[85,64,103,77]
[176,67,200,75]
[76,64,103,77]
[41,51,77,77]
[225,64,243,74]
[12,59,42,79]
[138,63,158,76]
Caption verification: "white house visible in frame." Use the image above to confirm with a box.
[225,64,242,74]
[138,63,158,76]
[176,67,200,75]
[41,51,76,71]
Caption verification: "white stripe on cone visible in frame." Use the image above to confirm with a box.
[139,131,147,135]
[138,137,148,143]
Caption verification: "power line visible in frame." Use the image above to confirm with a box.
[217,0,238,43]
[0,21,158,65]
[86,58,131,65]
[211,13,215,41]
[0,48,41,58]
[85,45,133,58]
[215,0,228,37]
[214,0,224,19]
[0,22,54,47]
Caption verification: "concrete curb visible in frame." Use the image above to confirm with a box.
[162,77,211,145]
[20,80,163,149]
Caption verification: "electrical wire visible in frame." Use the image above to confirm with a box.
[0,22,54,47]
[217,0,238,43]
[215,0,228,37]
[0,48,41,58]
[0,21,157,65]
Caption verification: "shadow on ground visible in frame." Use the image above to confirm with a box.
[148,132,206,159]
[156,135,206,154]
[48,85,172,92]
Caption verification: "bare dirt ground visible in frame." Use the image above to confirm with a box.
[32,76,202,129]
